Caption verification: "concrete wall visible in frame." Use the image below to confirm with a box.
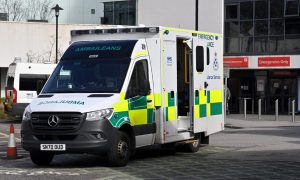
[137,0,224,34]
[0,22,100,67]
[51,0,103,24]
[0,22,100,97]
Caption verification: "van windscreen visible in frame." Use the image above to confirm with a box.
[42,58,131,93]
[19,74,49,91]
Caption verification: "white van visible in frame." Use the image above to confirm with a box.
[21,27,224,166]
[4,62,56,117]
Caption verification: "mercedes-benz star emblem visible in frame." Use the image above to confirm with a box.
[48,115,60,127]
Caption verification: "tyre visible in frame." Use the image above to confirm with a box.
[108,131,131,167]
[184,137,201,153]
[30,152,54,166]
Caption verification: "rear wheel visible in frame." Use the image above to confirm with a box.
[184,137,201,153]
[108,131,131,167]
[30,152,54,166]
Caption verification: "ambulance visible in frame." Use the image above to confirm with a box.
[21,26,224,166]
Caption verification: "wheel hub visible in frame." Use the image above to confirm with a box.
[117,140,128,159]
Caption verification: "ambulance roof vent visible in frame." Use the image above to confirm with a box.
[71,27,159,36]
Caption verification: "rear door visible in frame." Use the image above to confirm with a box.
[189,38,209,133]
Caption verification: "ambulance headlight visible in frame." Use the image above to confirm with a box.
[86,108,113,121]
[23,105,32,121]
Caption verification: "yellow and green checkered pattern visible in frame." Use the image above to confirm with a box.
[165,92,177,121]
[194,89,223,119]
[109,94,155,128]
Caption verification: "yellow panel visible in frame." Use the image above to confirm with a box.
[165,93,169,107]
[154,93,162,107]
[210,90,223,103]
[120,92,126,100]
[163,27,222,37]
[135,50,149,57]
[200,90,207,104]
[113,100,129,112]
[129,109,148,125]
[147,94,154,109]
[168,106,177,121]
[194,105,200,119]
[207,103,211,117]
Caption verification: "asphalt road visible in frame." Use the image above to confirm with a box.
[0,118,300,180]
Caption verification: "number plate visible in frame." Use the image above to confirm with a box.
[40,144,66,151]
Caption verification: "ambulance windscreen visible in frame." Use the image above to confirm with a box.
[41,40,137,94]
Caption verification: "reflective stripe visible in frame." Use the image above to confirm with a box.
[163,27,222,37]
[135,50,148,57]
[165,92,176,121]
[129,109,148,125]
[194,89,223,119]
[210,90,222,103]
[154,93,162,107]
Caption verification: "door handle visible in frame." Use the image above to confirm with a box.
[147,99,153,103]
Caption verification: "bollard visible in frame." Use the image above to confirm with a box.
[275,99,279,121]
[292,100,295,123]
[252,99,254,114]
[288,98,291,115]
[244,98,247,119]
[258,99,261,120]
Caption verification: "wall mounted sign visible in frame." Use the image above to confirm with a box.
[258,57,290,67]
[224,57,249,67]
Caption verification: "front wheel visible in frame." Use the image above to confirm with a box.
[30,152,54,166]
[108,131,131,167]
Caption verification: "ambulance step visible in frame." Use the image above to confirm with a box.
[177,128,190,133]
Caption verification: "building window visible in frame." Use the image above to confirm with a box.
[254,37,269,53]
[269,36,285,52]
[225,21,239,37]
[255,20,268,36]
[0,13,8,21]
[224,0,300,55]
[270,20,284,35]
[240,1,253,20]
[91,9,95,15]
[255,0,269,19]
[271,0,284,18]
[226,4,238,20]
[284,0,300,17]
[102,0,136,25]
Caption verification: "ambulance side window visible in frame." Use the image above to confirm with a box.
[196,46,204,72]
[126,60,150,99]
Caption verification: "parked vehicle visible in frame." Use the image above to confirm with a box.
[21,26,224,166]
[4,62,56,117]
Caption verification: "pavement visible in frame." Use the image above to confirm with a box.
[0,115,299,179]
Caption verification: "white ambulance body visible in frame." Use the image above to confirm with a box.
[21,27,224,166]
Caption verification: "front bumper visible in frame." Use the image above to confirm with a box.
[21,117,117,154]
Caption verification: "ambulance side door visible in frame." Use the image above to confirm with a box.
[125,58,155,147]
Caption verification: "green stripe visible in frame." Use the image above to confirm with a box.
[165,107,169,121]
[207,91,210,103]
[211,102,222,115]
[109,111,129,127]
[128,96,147,110]
[195,94,199,105]
[200,104,207,118]
[168,93,175,107]
[147,109,154,124]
